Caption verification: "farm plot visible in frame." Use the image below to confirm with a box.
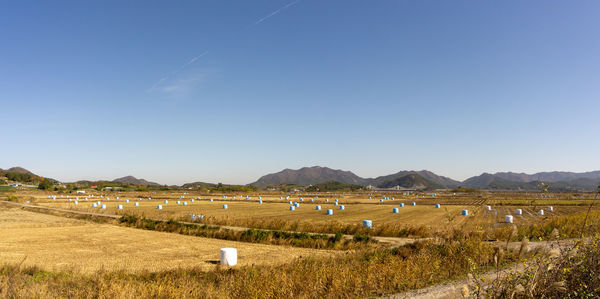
[0,206,336,274]
[33,197,474,228]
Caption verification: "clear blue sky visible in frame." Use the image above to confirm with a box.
[1,1,599,185]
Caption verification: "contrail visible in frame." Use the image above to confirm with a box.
[151,51,208,91]
[254,0,301,25]
[151,1,301,91]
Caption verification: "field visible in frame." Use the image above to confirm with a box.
[1,189,599,298]
[0,205,336,274]
[14,190,598,237]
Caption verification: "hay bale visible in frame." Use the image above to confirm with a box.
[220,248,237,266]
[362,220,373,228]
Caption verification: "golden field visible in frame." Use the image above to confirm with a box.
[0,206,336,274]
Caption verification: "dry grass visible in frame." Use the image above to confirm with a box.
[0,232,505,298]
[0,207,337,274]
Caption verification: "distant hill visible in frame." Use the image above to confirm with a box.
[251,166,368,187]
[7,167,34,175]
[375,173,444,190]
[252,166,455,190]
[181,182,217,189]
[462,172,600,191]
[112,176,160,186]
[493,171,600,183]
[0,167,57,184]
[368,170,460,188]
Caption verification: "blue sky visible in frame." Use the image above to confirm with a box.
[1,1,599,185]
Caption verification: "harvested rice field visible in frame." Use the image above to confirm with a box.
[0,206,337,274]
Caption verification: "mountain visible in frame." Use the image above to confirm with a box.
[368,170,460,188]
[7,167,34,175]
[251,166,368,187]
[112,176,160,186]
[463,172,600,191]
[181,182,218,189]
[376,173,444,190]
[493,171,600,183]
[0,166,57,184]
[461,173,498,189]
[251,166,454,189]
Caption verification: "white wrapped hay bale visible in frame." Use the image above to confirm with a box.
[92,203,97,208]
[516,209,523,215]
[177,201,181,205]
[538,210,544,216]
[486,205,492,211]
[134,202,139,206]
[316,205,321,210]
[220,248,237,266]
[411,202,416,206]
[125,199,129,203]
[399,203,405,207]
[461,210,469,216]
[435,204,441,208]
[183,201,188,206]
[339,205,345,210]
[289,206,295,211]
[157,205,163,210]
[223,204,228,209]
[118,205,123,210]
[548,206,553,212]
[505,215,514,223]
[362,220,373,228]
[259,200,263,204]
[326,209,333,215]
[101,204,107,209]
[393,208,399,213]
[164,200,168,204]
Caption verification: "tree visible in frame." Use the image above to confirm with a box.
[38,179,54,190]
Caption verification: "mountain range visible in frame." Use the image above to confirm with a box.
[3,166,600,192]
[251,166,600,191]
[251,167,459,190]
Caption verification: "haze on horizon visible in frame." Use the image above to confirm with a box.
[1,1,599,185]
